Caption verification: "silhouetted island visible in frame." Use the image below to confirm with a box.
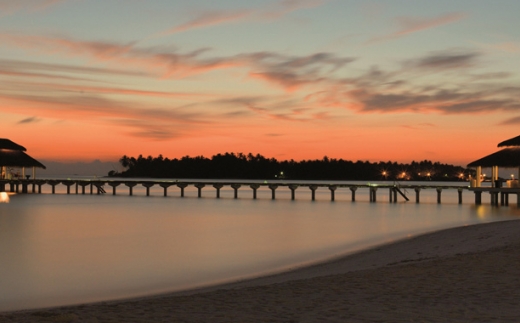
[109,153,470,181]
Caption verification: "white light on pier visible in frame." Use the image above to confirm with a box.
[0,192,9,203]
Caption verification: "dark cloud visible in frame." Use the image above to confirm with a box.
[500,116,520,125]
[17,116,40,124]
[114,119,182,140]
[405,51,480,70]
[350,87,520,114]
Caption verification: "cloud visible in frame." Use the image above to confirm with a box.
[368,12,467,43]
[6,81,220,100]
[400,123,436,130]
[245,52,354,91]
[2,32,518,123]
[0,58,149,82]
[405,51,480,70]
[300,50,520,115]
[0,91,210,140]
[500,116,520,125]
[162,0,328,34]
[0,33,355,90]
[17,116,41,124]
[165,9,252,34]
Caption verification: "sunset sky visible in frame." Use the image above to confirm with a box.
[1,0,519,167]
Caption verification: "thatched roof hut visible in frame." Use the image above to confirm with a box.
[467,148,520,168]
[0,138,46,169]
[467,135,520,188]
[0,138,27,151]
[497,135,520,148]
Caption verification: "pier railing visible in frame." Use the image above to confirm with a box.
[1,179,518,207]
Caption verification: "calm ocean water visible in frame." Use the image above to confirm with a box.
[0,179,518,311]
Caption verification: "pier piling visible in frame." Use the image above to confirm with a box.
[142,182,155,196]
[268,185,278,200]
[250,184,260,199]
[436,188,442,204]
[309,185,318,201]
[108,182,121,195]
[289,185,298,200]
[369,187,377,202]
[159,183,173,197]
[177,183,188,197]
[231,184,241,199]
[195,183,205,198]
[350,187,357,202]
[329,185,337,201]
[124,182,137,196]
[213,184,224,198]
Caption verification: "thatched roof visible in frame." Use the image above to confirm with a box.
[0,138,26,151]
[0,149,46,169]
[467,147,520,167]
[497,135,520,148]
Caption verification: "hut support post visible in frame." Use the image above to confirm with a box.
[492,166,499,187]
[476,166,482,187]
[474,191,482,205]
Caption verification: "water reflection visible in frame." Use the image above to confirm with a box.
[0,190,518,311]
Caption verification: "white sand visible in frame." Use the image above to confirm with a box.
[2,220,520,322]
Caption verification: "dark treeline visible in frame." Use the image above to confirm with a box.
[110,153,471,181]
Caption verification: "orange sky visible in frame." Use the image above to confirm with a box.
[1,1,520,168]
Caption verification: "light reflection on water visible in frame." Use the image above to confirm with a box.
[0,184,518,311]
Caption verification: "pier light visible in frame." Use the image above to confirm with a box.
[0,192,9,203]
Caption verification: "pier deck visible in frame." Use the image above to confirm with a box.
[0,179,514,206]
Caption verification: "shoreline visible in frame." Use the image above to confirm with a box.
[2,219,520,322]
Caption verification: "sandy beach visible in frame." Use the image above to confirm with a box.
[2,219,520,322]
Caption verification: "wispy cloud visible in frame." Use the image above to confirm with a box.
[404,51,480,70]
[302,49,520,115]
[0,33,354,87]
[2,32,519,125]
[367,12,467,44]
[500,116,520,125]
[163,0,328,34]
[17,116,41,124]
[165,9,251,34]
[0,91,211,140]
[0,58,149,82]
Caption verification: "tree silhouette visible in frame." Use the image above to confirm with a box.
[110,153,471,181]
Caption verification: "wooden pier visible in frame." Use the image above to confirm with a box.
[2,178,513,206]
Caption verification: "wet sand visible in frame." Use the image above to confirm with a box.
[2,220,520,322]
